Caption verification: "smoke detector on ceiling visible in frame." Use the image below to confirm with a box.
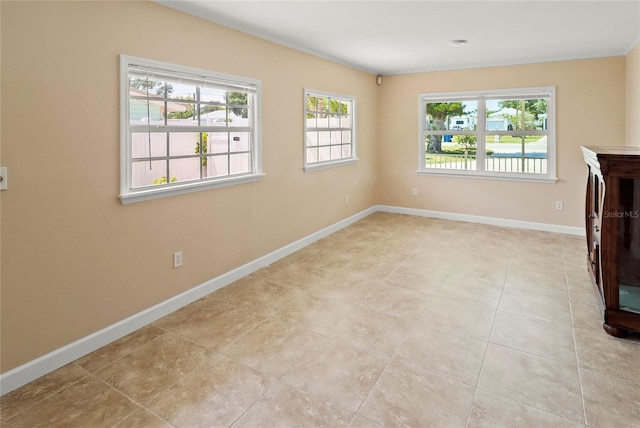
[449,39,468,47]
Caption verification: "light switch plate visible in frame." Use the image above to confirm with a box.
[0,167,7,190]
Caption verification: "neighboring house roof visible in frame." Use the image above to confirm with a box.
[129,88,188,113]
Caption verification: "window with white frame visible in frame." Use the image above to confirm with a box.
[120,56,262,204]
[304,89,357,171]
[419,87,556,182]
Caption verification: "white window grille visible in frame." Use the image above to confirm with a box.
[304,89,357,171]
[120,55,262,204]
[419,87,556,183]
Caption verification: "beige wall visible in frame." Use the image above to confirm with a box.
[626,42,640,147]
[377,57,626,227]
[0,1,378,372]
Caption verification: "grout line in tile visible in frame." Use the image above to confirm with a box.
[94,371,176,427]
[563,250,591,427]
[0,363,92,424]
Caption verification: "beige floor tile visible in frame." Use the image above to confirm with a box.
[570,301,603,331]
[153,298,238,330]
[219,318,322,377]
[515,231,564,248]
[323,278,428,322]
[436,274,504,308]
[348,415,383,427]
[490,311,576,364]
[402,251,458,268]
[154,301,267,351]
[299,248,359,271]
[394,326,487,385]
[232,382,354,427]
[113,409,173,428]
[477,343,583,422]
[453,260,510,285]
[509,254,565,273]
[498,287,572,325]
[0,363,89,422]
[280,338,389,412]
[259,262,334,292]
[574,327,640,382]
[9,213,640,427]
[365,280,429,321]
[271,294,353,336]
[420,295,496,340]
[504,266,568,297]
[568,278,598,306]
[320,277,380,304]
[336,261,400,287]
[329,304,413,357]
[231,280,309,317]
[385,264,447,294]
[413,237,463,254]
[75,325,166,373]
[349,240,413,265]
[3,376,138,428]
[148,353,272,428]
[565,266,592,284]
[95,333,211,405]
[580,367,640,428]
[358,360,475,427]
[208,271,273,301]
[468,389,585,428]
[464,238,516,259]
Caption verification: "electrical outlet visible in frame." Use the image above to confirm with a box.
[173,251,183,268]
[555,201,564,211]
[412,187,418,196]
[345,195,349,205]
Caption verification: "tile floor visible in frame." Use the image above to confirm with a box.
[2,213,639,427]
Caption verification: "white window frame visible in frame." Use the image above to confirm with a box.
[418,86,557,183]
[304,89,358,172]
[120,55,263,204]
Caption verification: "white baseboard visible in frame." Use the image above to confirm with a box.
[0,206,376,395]
[376,205,585,236]
[0,204,582,395]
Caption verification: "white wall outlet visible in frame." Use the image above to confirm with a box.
[555,201,564,211]
[344,195,349,205]
[173,251,183,268]
[412,187,418,196]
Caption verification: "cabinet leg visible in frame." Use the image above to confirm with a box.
[603,323,629,338]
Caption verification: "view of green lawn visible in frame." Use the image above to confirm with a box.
[485,135,540,144]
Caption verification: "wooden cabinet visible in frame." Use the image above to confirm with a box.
[582,146,640,337]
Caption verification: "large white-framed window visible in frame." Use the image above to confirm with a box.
[120,55,262,204]
[304,89,357,171]
[419,87,556,183]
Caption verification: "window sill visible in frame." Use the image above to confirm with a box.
[304,158,358,172]
[119,173,265,205]
[417,169,557,183]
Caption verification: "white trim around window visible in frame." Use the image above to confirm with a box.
[418,86,557,183]
[120,55,263,204]
[304,89,357,172]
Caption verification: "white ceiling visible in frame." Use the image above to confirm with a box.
[157,0,640,75]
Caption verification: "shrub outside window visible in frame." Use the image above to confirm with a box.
[120,56,262,204]
[304,89,357,171]
[419,87,556,183]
